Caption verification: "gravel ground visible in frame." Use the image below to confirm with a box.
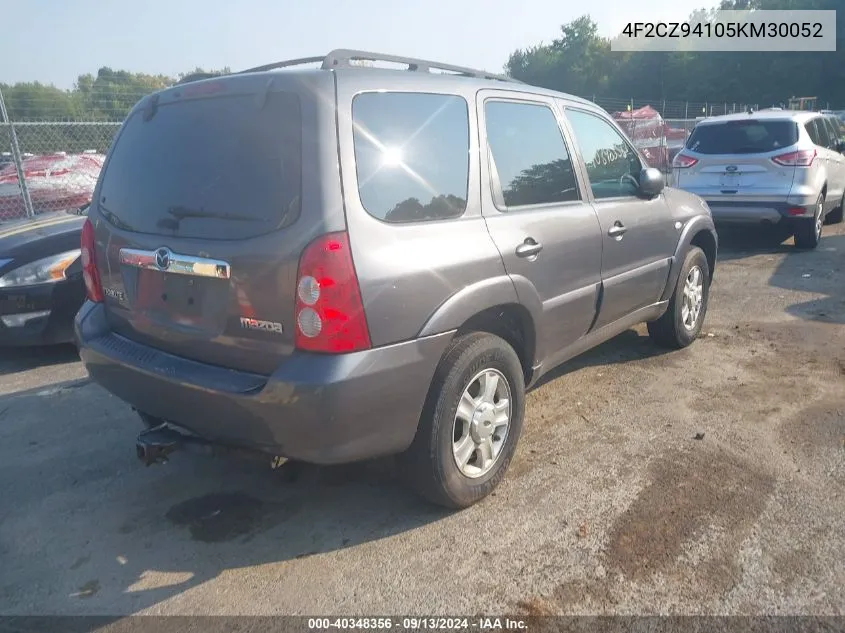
[1,222,843,617]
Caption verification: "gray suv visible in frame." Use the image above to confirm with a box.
[673,110,845,249]
[75,50,718,508]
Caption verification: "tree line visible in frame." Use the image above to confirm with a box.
[1,67,229,122]
[506,0,844,109]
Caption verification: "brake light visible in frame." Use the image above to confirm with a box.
[772,149,816,166]
[80,218,103,302]
[294,232,371,353]
[673,153,698,168]
[181,81,227,98]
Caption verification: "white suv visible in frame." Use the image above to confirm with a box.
[673,110,845,249]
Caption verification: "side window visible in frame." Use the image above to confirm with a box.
[805,119,824,146]
[484,100,580,208]
[815,119,833,148]
[565,109,643,200]
[824,118,841,146]
[352,92,469,224]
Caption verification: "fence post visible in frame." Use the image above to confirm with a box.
[0,86,35,219]
[685,102,689,119]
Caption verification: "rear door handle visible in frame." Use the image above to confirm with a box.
[607,222,627,239]
[515,239,543,258]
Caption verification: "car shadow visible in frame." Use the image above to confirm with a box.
[714,224,795,262]
[0,379,451,616]
[0,343,79,376]
[530,328,673,392]
[769,231,845,324]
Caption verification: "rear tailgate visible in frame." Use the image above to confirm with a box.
[90,73,333,375]
[675,118,799,201]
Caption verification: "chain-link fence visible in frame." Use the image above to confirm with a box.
[0,121,120,220]
[0,88,834,222]
[590,97,762,119]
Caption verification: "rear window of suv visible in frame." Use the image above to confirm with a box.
[352,92,469,224]
[686,119,798,155]
[98,91,302,240]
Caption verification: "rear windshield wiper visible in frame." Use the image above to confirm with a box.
[167,206,261,222]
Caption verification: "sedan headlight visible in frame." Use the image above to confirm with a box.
[0,250,81,288]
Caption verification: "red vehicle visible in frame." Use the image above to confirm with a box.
[612,105,689,172]
[0,152,106,221]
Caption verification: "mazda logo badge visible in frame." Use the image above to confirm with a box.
[155,247,171,271]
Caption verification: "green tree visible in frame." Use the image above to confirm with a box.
[506,0,845,108]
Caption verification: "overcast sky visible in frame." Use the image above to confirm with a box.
[3,0,708,88]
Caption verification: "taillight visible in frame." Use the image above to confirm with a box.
[673,153,698,168]
[772,149,816,167]
[294,232,371,353]
[80,218,103,302]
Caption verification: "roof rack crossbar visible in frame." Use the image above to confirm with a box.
[321,49,523,83]
[235,49,523,84]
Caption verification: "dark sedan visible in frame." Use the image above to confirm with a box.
[0,205,86,346]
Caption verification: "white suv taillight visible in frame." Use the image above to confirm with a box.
[772,149,816,167]
[673,152,698,168]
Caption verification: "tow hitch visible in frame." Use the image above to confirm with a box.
[135,424,288,469]
[136,424,211,465]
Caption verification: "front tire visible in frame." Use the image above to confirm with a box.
[794,193,824,249]
[398,332,525,509]
[647,246,710,349]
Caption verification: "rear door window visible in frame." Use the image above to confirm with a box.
[823,118,841,146]
[98,91,302,240]
[805,119,825,146]
[686,120,798,154]
[814,118,833,147]
[352,92,469,224]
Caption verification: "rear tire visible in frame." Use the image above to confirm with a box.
[398,332,525,509]
[794,193,824,249]
[647,246,710,350]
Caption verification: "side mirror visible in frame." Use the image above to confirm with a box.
[639,167,665,197]
[837,139,845,154]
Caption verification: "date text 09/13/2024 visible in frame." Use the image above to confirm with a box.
[307,617,528,630]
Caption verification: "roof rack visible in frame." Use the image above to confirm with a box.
[237,56,326,75]
[238,49,523,84]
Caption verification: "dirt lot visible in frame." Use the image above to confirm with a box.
[1,223,844,617]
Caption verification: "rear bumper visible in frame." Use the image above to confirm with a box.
[75,301,454,465]
[703,199,816,224]
[0,276,83,346]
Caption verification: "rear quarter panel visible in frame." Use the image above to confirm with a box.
[335,73,510,347]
